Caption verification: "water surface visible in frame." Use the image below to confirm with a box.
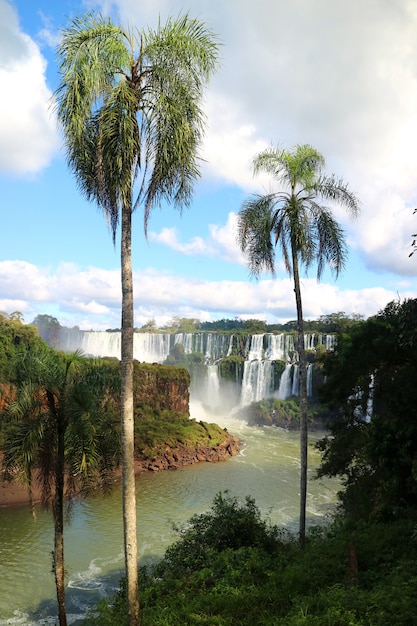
[0,408,337,625]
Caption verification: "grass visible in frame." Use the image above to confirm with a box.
[134,408,230,457]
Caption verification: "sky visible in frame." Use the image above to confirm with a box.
[1,0,417,330]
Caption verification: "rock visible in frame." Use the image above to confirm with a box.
[133,432,241,474]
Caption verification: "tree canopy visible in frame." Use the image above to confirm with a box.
[317,298,417,520]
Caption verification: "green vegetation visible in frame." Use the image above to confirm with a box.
[241,397,330,429]
[317,298,417,521]
[83,493,417,625]
[134,412,227,458]
[218,355,245,382]
[0,320,237,626]
[0,312,43,381]
[31,312,364,340]
[2,344,121,625]
[54,10,220,624]
[82,297,417,624]
[6,299,417,624]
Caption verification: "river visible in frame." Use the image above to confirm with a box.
[0,405,338,625]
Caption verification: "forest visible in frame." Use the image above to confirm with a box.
[1,298,417,623]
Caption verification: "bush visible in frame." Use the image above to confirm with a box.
[154,491,287,579]
[83,498,417,626]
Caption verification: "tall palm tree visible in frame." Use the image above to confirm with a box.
[236,144,360,546]
[53,12,219,624]
[2,346,120,626]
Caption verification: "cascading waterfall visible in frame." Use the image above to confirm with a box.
[278,364,293,400]
[205,364,221,409]
[241,360,273,406]
[56,329,334,408]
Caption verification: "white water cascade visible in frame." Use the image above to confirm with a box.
[57,330,334,408]
[278,364,293,400]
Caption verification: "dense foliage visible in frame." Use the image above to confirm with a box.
[134,411,228,458]
[0,312,44,381]
[9,301,417,623]
[82,299,417,624]
[317,298,417,520]
[241,397,331,429]
[84,493,417,625]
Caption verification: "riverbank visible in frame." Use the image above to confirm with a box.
[0,431,241,508]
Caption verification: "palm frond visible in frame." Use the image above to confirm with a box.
[236,195,278,278]
[139,15,219,232]
[53,12,220,240]
[314,206,348,279]
[239,143,360,282]
[314,174,360,216]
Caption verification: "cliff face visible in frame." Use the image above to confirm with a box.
[133,361,189,414]
[0,361,240,507]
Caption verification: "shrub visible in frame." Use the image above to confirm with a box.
[153,491,287,579]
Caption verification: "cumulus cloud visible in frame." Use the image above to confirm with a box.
[101,0,417,278]
[2,0,417,330]
[148,228,214,256]
[0,0,58,175]
[149,212,246,264]
[0,259,404,330]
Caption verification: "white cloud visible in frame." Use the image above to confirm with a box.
[148,228,214,256]
[0,259,407,330]
[0,0,58,175]
[149,212,246,264]
[106,0,417,279]
[2,0,417,331]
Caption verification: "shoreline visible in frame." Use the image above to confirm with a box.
[0,433,241,508]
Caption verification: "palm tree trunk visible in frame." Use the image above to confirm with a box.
[54,417,67,626]
[121,200,140,625]
[292,253,308,548]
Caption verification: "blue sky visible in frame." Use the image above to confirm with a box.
[1,0,417,330]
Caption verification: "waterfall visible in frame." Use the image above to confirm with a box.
[304,333,316,350]
[325,334,336,350]
[265,333,295,361]
[286,364,312,398]
[241,360,273,405]
[246,334,265,360]
[226,334,234,357]
[134,333,171,362]
[277,364,293,400]
[56,329,335,407]
[206,365,221,410]
[81,331,122,359]
[292,365,299,397]
[307,363,313,397]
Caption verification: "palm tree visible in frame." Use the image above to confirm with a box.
[2,346,120,626]
[236,144,360,546]
[53,12,219,624]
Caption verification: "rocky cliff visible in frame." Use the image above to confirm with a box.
[131,361,240,470]
[0,361,240,505]
[133,361,189,414]
[134,432,241,474]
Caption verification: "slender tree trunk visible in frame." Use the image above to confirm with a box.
[54,415,67,626]
[121,201,140,625]
[292,253,308,548]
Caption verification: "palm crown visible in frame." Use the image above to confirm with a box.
[237,144,359,280]
[55,12,220,237]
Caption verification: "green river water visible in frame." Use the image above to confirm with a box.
[0,406,338,625]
